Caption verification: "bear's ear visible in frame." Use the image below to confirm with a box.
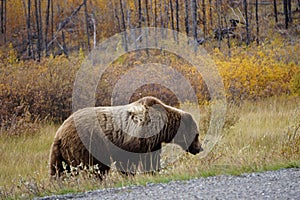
[182,113,193,126]
[181,112,199,133]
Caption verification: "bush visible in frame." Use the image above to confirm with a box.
[0,53,81,130]
[291,71,300,95]
[215,43,300,103]
[0,41,299,130]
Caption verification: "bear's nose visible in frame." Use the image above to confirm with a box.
[187,142,203,155]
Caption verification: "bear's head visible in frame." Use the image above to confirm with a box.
[174,112,203,155]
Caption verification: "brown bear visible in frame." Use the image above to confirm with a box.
[49,96,202,177]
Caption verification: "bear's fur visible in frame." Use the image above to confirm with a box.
[49,96,202,177]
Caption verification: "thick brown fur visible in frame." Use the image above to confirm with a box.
[49,96,202,177]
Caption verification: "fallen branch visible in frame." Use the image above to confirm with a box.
[47,2,84,49]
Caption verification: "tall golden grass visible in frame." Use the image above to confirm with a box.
[0,96,299,199]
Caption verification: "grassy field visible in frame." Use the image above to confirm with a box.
[0,96,299,199]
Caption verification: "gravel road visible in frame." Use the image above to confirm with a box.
[38,168,300,200]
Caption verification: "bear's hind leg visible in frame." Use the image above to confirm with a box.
[49,139,66,177]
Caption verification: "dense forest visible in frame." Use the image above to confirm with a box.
[0,0,299,59]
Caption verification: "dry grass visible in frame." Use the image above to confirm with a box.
[0,96,299,199]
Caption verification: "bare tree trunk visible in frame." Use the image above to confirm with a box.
[159,0,164,38]
[255,0,259,45]
[175,0,179,32]
[243,0,250,45]
[38,0,43,51]
[34,0,41,61]
[4,0,6,43]
[191,0,197,50]
[209,0,212,27]
[45,0,51,56]
[224,17,231,57]
[160,0,169,40]
[202,0,206,39]
[145,0,150,26]
[126,3,131,29]
[62,30,68,56]
[154,0,158,46]
[90,13,96,49]
[169,0,177,41]
[50,0,54,54]
[287,0,292,22]
[164,0,169,29]
[154,0,157,27]
[84,0,91,51]
[160,0,164,38]
[149,0,153,26]
[273,0,278,23]
[216,0,222,49]
[119,0,127,32]
[127,3,131,29]
[1,0,6,44]
[138,0,142,28]
[169,0,175,31]
[113,0,121,32]
[191,0,197,40]
[144,3,149,56]
[283,0,288,29]
[22,0,28,52]
[185,0,189,36]
[0,0,3,41]
[119,0,128,51]
[25,0,33,57]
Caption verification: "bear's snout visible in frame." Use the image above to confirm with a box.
[187,134,203,155]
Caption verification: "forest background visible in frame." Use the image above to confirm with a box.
[0,0,299,127]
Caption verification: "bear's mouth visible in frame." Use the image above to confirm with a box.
[187,145,203,155]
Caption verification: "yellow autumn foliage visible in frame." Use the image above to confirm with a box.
[214,43,300,103]
[0,40,299,129]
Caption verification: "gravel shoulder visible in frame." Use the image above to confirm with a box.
[37,168,300,200]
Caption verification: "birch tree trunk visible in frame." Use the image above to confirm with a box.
[84,0,91,51]
[90,13,96,49]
